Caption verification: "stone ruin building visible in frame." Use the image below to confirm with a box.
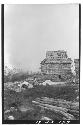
[40,50,72,79]
[74,59,79,83]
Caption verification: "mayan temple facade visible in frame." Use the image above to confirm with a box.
[40,50,72,77]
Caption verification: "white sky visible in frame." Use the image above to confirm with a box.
[4,4,79,72]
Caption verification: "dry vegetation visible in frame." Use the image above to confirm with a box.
[4,71,79,120]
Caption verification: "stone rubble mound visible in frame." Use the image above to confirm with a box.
[32,97,79,120]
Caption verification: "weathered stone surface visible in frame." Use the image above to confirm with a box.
[41,116,52,120]
[32,97,79,120]
[40,51,72,77]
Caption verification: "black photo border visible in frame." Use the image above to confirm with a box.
[1,4,81,124]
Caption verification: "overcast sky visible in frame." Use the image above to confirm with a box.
[4,4,79,72]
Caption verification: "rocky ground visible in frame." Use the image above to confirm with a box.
[4,81,79,120]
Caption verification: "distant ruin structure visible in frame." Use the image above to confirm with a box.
[40,50,72,77]
[74,59,79,83]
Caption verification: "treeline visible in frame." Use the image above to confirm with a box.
[4,72,74,84]
[4,71,42,83]
[4,72,27,83]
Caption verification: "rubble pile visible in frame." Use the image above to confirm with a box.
[4,81,33,92]
[32,97,79,120]
[40,80,66,86]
